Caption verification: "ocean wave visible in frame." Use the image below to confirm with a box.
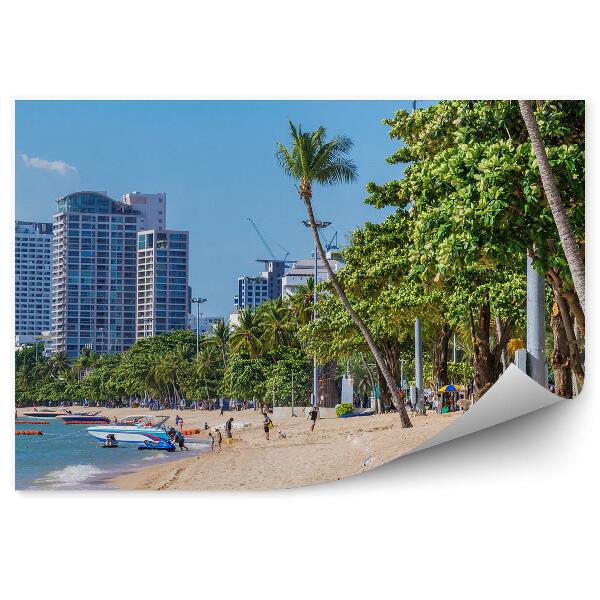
[38,464,106,488]
[141,453,170,461]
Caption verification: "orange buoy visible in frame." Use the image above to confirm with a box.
[182,428,201,436]
[16,430,43,435]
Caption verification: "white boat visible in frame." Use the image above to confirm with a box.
[87,415,175,450]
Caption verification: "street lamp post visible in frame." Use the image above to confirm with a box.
[415,318,423,412]
[400,358,406,394]
[302,219,331,407]
[191,297,207,354]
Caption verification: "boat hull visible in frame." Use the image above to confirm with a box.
[87,425,174,449]
[22,412,62,419]
[58,416,110,424]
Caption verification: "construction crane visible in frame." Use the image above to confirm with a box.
[248,217,276,259]
[247,217,293,264]
[325,230,338,251]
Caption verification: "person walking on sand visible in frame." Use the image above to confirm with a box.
[309,406,319,431]
[175,414,182,430]
[215,428,222,450]
[208,430,215,451]
[225,417,234,440]
[263,413,273,440]
[175,430,188,451]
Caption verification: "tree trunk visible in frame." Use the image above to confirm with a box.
[519,100,585,314]
[548,276,585,388]
[547,268,585,337]
[468,304,502,400]
[359,352,378,412]
[302,191,412,427]
[550,302,572,398]
[433,323,452,387]
[376,364,390,413]
[495,317,509,372]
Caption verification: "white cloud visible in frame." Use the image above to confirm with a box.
[21,154,77,175]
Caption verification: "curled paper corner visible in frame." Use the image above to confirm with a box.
[409,365,562,455]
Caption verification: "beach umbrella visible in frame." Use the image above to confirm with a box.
[438,384,463,392]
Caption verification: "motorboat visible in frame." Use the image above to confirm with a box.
[22,409,66,419]
[58,413,110,424]
[87,415,176,451]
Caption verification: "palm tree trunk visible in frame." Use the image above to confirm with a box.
[518,100,585,314]
[303,196,412,428]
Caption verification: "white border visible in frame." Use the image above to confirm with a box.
[1,2,598,599]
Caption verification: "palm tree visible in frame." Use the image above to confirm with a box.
[230,307,263,359]
[48,351,70,380]
[205,319,231,367]
[518,100,585,314]
[195,345,220,401]
[260,298,295,351]
[73,347,97,380]
[288,277,316,326]
[276,122,412,427]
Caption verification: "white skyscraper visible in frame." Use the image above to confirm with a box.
[15,221,53,336]
[136,229,190,339]
[121,191,167,231]
[52,191,139,356]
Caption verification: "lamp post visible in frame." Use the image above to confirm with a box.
[399,358,406,394]
[415,318,423,412]
[191,297,207,354]
[302,219,331,407]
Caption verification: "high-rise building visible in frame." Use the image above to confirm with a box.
[52,191,140,356]
[121,191,166,231]
[233,260,287,311]
[136,229,189,338]
[15,221,53,337]
[280,252,344,298]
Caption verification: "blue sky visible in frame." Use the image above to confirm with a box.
[15,100,419,317]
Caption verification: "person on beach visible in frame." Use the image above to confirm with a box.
[204,421,209,430]
[175,414,182,430]
[225,417,234,440]
[175,431,188,451]
[309,406,318,431]
[215,428,222,450]
[263,413,273,440]
[208,431,215,451]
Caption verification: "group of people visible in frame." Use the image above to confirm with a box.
[207,417,235,451]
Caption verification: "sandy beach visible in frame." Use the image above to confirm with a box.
[21,406,461,490]
[17,406,458,489]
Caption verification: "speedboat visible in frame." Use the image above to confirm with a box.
[58,413,110,424]
[22,409,66,419]
[86,415,176,451]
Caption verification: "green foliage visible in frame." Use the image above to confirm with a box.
[336,402,354,417]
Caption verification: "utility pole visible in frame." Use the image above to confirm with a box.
[415,318,423,412]
[453,332,457,363]
[526,254,547,386]
[191,297,207,354]
[291,371,295,417]
[411,100,424,413]
[302,219,331,406]
[400,358,406,393]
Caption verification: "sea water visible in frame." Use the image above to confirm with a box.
[15,419,208,490]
